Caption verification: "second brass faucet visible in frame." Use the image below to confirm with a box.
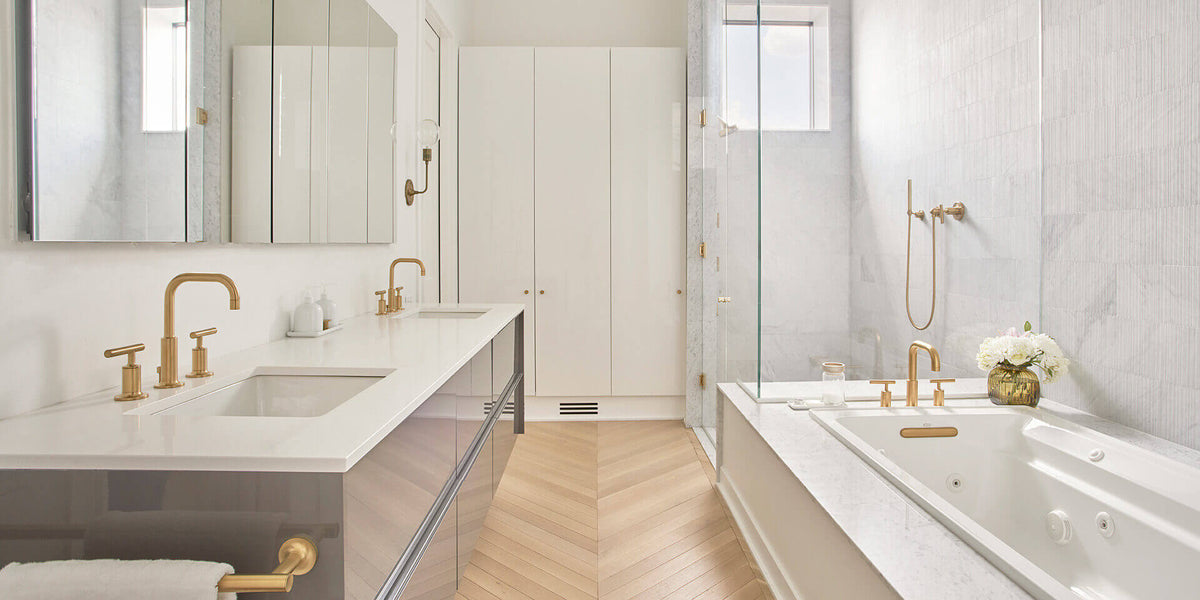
[906,341,941,407]
[386,258,426,313]
[157,273,240,389]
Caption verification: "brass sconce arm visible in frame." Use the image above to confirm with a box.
[405,148,433,206]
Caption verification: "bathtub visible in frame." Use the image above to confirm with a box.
[810,406,1200,600]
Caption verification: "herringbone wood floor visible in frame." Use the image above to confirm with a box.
[455,421,772,600]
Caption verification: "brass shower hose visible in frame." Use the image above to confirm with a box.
[905,179,936,331]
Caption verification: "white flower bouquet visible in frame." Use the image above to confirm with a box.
[976,322,1070,383]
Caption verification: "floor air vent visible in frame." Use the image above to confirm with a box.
[559,401,599,416]
[483,400,516,416]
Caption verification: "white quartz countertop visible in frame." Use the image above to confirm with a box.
[719,381,1200,600]
[0,304,524,473]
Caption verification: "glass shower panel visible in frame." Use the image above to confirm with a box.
[720,1,762,401]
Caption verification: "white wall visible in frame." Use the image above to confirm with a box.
[0,0,463,420]
[462,0,686,47]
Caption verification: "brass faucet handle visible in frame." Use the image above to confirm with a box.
[190,327,218,346]
[376,290,389,316]
[186,328,217,379]
[930,378,955,407]
[869,380,896,407]
[104,343,146,364]
[103,344,149,402]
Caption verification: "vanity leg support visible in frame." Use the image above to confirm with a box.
[514,312,525,435]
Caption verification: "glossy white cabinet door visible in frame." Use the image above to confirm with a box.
[459,47,537,395]
[231,46,272,243]
[271,46,314,244]
[610,48,686,396]
[534,48,612,397]
[327,46,369,243]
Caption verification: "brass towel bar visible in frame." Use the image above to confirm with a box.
[217,536,318,594]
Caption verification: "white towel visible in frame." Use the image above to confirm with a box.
[0,559,235,600]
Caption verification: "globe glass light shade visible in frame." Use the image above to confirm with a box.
[418,119,440,149]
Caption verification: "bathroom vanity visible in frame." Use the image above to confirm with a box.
[0,305,524,600]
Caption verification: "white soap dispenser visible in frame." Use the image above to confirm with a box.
[316,285,338,329]
[292,290,324,334]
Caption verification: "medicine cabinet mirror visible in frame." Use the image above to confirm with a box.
[18,0,398,244]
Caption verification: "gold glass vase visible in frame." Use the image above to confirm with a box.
[988,363,1040,407]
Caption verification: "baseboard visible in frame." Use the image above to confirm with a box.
[718,469,799,600]
[525,396,684,421]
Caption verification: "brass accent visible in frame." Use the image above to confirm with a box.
[699,242,707,258]
[906,341,941,407]
[906,179,935,330]
[717,296,732,303]
[906,179,924,221]
[157,274,240,389]
[699,373,707,389]
[405,149,434,206]
[523,290,530,295]
[387,258,426,313]
[900,426,958,439]
[932,202,966,222]
[869,380,895,407]
[699,108,707,127]
[676,289,682,295]
[931,378,955,407]
[195,107,208,125]
[103,344,149,402]
[216,536,318,594]
[186,328,218,379]
[375,290,389,315]
[539,290,545,295]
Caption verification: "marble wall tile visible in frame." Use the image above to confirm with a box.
[1042,0,1200,450]
[850,0,1043,382]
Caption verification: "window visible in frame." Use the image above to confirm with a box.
[142,3,187,132]
[724,5,830,131]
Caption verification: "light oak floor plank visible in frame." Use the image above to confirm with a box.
[453,422,772,600]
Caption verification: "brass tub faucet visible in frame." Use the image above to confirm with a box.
[157,273,240,389]
[386,258,425,313]
[906,341,941,407]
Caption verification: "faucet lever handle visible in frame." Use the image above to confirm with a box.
[190,327,218,348]
[187,328,217,379]
[376,290,389,316]
[103,344,149,402]
[930,378,955,407]
[869,380,896,407]
[104,343,146,365]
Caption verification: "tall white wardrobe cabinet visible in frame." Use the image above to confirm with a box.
[460,47,685,403]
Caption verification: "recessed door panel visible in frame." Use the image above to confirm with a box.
[611,48,686,396]
[534,47,612,397]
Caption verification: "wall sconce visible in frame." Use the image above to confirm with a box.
[405,119,440,206]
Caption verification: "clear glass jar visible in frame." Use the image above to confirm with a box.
[821,362,847,406]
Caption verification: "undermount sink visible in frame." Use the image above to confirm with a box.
[414,309,488,319]
[136,368,392,417]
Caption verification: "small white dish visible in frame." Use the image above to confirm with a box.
[286,324,343,338]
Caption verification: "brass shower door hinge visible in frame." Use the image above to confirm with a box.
[196,108,209,125]
[700,242,707,258]
[700,108,708,127]
[700,373,707,389]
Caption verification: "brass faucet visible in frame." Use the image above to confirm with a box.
[906,341,941,406]
[157,273,240,388]
[387,258,426,313]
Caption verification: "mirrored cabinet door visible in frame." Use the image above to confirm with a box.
[22,0,202,242]
[229,0,397,244]
[367,9,398,244]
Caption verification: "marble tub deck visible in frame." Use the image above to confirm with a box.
[718,382,1200,599]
